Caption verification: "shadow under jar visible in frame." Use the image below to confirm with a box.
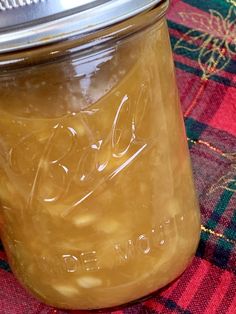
[0,0,200,311]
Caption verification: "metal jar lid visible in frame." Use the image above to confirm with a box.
[0,0,164,54]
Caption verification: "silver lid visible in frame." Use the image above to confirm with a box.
[0,0,163,53]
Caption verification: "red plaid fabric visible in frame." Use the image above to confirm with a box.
[0,0,235,313]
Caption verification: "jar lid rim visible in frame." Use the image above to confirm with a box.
[0,0,164,54]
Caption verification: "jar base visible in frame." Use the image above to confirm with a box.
[65,278,178,313]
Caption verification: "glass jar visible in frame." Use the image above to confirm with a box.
[0,0,200,311]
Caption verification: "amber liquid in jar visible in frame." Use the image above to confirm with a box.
[0,18,200,310]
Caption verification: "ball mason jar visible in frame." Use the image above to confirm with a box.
[0,0,200,310]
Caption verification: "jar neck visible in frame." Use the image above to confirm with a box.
[0,0,169,71]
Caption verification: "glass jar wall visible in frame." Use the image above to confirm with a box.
[0,2,200,310]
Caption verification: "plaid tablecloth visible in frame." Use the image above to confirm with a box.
[0,0,235,313]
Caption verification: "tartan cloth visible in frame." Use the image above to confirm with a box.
[0,0,236,313]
